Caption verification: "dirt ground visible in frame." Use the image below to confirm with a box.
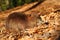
[0,0,60,40]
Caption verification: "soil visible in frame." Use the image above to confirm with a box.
[0,0,60,40]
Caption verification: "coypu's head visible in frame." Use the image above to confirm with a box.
[6,12,29,34]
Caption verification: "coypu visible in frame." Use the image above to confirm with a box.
[6,12,30,34]
[5,12,37,35]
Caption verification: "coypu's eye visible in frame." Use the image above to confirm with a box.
[29,14,31,17]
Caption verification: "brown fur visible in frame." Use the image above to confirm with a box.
[5,12,37,35]
[6,12,29,34]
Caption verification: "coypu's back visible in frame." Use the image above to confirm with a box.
[6,12,29,34]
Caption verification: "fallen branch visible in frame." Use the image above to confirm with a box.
[0,2,38,19]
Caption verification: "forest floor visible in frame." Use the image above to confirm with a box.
[0,0,60,40]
